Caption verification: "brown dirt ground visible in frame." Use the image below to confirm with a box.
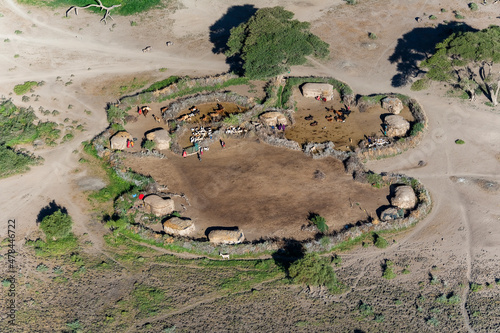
[286,88,414,149]
[123,138,389,241]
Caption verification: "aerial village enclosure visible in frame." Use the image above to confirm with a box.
[99,74,429,246]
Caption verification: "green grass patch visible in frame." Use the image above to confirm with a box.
[142,76,180,93]
[470,283,483,292]
[410,122,425,136]
[373,233,389,248]
[411,78,430,91]
[366,172,385,188]
[158,77,250,102]
[289,253,345,294]
[0,145,40,179]
[13,81,38,95]
[131,283,167,317]
[455,139,465,144]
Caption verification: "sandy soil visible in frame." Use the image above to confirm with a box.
[124,138,389,241]
[0,0,499,331]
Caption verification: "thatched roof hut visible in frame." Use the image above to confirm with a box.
[301,83,334,101]
[163,217,195,236]
[145,129,171,150]
[384,115,409,137]
[208,229,245,245]
[110,131,132,150]
[390,185,417,209]
[143,195,175,217]
[382,97,404,114]
[259,111,288,127]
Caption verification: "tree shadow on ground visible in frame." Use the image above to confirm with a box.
[209,5,258,74]
[389,21,478,87]
[36,200,68,225]
[272,238,306,277]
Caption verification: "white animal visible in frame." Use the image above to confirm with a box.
[219,252,230,260]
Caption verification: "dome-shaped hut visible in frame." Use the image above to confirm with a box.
[390,185,417,209]
[208,229,245,245]
[143,195,175,217]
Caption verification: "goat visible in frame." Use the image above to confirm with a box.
[310,121,318,126]
[305,115,314,121]
[219,252,230,260]
[153,114,161,123]
[142,46,152,53]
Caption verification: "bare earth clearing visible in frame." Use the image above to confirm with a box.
[124,139,389,241]
[0,0,499,332]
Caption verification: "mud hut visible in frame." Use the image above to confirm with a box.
[384,115,410,137]
[110,131,132,150]
[390,186,417,209]
[382,97,404,114]
[145,129,171,150]
[163,217,195,236]
[259,111,288,127]
[143,195,175,217]
[208,229,245,245]
[301,83,334,101]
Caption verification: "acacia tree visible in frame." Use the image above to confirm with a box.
[420,25,500,105]
[225,6,330,79]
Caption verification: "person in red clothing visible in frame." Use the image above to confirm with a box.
[182,150,187,158]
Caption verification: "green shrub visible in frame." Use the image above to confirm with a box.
[410,122,425,136]
[468,3,478,11]
[455,139,465,144]
[62,133,74,142]
[308,214,328,233]
[454,12,465,19]
[13,81,38,95]
[14,30,22,35]
[0,146,40,179]
[411,78,430,91]
[142,140,155,150]
[36,263,49,272]
[366,172,384,188]
[40,210,73,240]
[368,32,377,40]
[289,253,345,293]
[130,21,138,26]
[426,317,439,327]
[429,15,437,20]
[142,76,180,93]
[373,234,389,249]
[382,260,396,279]
[470,283,483,292]
[358,303,373,317]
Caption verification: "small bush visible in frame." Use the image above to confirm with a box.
[455,12,465,19]
[13,81,38,95]
[429,15,437,20]
[62,133,74,142]
[470,283,483,292]
[368,32,377,40]
[345,0,356,4]
[410,122,425,136]
[130,21,138,26]
[373,234,389,249]
[382,260,396,279]
[358,303,374,317]
[36,263,49,272]
[308,214,328,233]
[40,210,73,240]
[142,140,156,150]
[411,78,430,91]
[455,139,465,144]
[426,317,439,327]
[402,268,410,274]
[289,253,345,293]
[468,3,478,11]
[14,30,22,34]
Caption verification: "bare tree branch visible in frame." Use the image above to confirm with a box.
[66,0,122,25]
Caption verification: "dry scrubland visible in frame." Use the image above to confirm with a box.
[0,0,500,332]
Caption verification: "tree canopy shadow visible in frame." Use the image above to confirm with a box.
[271,238,306,277]
[36,200,68,224]
[389,21,478,87]
[209,5,257,74]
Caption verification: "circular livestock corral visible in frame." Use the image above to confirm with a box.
[285,88,415,150]
[123,138,391,241]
